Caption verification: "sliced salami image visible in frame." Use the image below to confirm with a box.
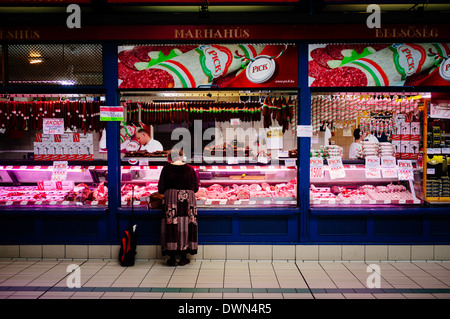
[118,44,298,89]
[309,43,450,87]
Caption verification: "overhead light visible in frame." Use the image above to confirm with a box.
[29,58,43,64]
[28,50,43,64]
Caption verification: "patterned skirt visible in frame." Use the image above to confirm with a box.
[161,189,198,256]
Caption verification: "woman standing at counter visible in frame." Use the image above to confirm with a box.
[158,148,200,266]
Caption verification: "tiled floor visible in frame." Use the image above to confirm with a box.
[1,259,450,299]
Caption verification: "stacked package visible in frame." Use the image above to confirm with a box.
[379,142,395,157]
[426,177,450,198]
[362,141,379,157]
[324,145,343,158]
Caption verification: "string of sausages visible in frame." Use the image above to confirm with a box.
[126,101,262,126]
[0,100,105,132]
[261,96,296,132]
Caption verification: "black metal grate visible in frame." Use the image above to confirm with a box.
[7,44,103,86]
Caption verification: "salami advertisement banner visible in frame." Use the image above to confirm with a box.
[118,44,298,89]
[309,43,450,87]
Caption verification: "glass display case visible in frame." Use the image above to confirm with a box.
[310,92,427,208]
[0,164,108,208]
[120,163,297,208]
[310,162,422,207]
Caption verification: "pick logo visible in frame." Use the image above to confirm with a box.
[246,56,276,84]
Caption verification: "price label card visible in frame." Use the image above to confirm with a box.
[327,156,345,180]
[62,201,70,205]
[219,199,227,205]
[397,160,414,181]
[51,161,68,181]
[91,201,98,206]
[249,200,256,205]
[310,157,323,179]
[381,156,396,168]
[365,156,381,178]
[204,199,212,205]
[234,200,242,205]
[297,125,313,137]
[382,168,398,179]
[20,201,28,205]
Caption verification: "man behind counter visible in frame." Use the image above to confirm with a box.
[135,128,164,153]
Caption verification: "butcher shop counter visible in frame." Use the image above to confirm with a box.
[117,162,300,244]
[0,160,110,244]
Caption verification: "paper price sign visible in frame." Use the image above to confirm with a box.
[43,118,64,134]
[51,161,68,181]
[397,160,414,181]
[327,156,345,180]
[365,156,380,178]
[366,167,381,178]
[381,156,396,168]
[381,168,398,178]
[310,157,324,179]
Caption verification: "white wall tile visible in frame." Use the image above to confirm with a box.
[342,245,364,261]
[365,245,388,261]
[249,245,273,260]
[0,245,19,258]
[273,245,295,260]
[388,245,411,261]
[43,245,65,259]
[66,245,88,259]
[20,245,42,258]
[203,245,226,260]
[296,245,318,261]
[319,245,341,261]
[434,245,450,260]
[411,245,434,261]
[88,245,112,259]
[226,245,249,260]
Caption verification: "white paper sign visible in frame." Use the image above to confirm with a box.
[365,156,381,178]
[43,118,64,134]
[51,161,68,181]
[297,125,313,137]
[397,160,414,181]
[327,156,345,180]
[310,157,324,179]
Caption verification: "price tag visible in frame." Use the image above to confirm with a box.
[6,201,14,205]
[219,199,227,205]
[276,201,284,205]
[6,166,13,170]
[355,200,362,204]
[399,199,406,204]
[35,201,42,205]
[234,200,242,205]
[20,201,28,205]
[49,201,57,205]
[310,157,323,179]
[369,200,376,204]
[384,199,391,204]
[205,199,212,205]
[414,199,421,204]
[91,201,98,206]
[249,201,256,205]
[133,201,140,206]
[327,156,345,180]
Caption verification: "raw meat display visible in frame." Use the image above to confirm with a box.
[121,183,158,204]
[0,182,108,205]
[195,179,297,202]
[310,182,416,204]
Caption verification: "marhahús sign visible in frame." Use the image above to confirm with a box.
[118,44,297,89]
[309,43,450,87]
